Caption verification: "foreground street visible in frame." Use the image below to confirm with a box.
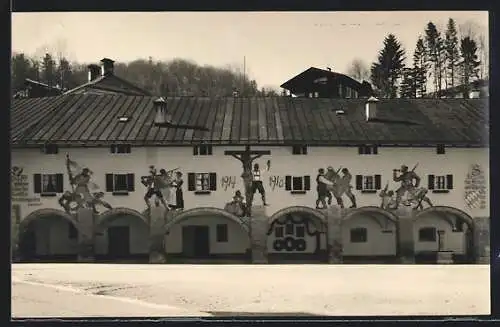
[12,264,490,318]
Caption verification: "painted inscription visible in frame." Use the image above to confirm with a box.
[11,166,42,206]
[221,176,237,191]
[464,164,487,210]
[269,175,285,191]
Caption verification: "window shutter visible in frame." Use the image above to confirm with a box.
[110,145,116,154]
[207,145,213,155]
[372,146,378,155]
[285,175,292,191]
[187,173,196,191]
[105,174,114,192]
[358,146,363,155]
[428,175,435,190]
[446,174,453,190]
[303,175,311,191]
[56,173,64,193]
[355,175,363,190]
[33,174,41,194]
[374,174,382,189]
[127,173,135,192]
[302,146,308,155]
[209,173,217,191]
[193,146,199,155]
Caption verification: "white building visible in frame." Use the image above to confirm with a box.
[10,93,489,264]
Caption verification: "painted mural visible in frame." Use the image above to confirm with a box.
[11,166,42,207]
[224,190,249,217]
[266,214,323,253]
[141,165,184,211]
[225,145,271,215]
[464,164,487,210]
[59,155,112,214]
[389,164,432,210]
[315,166,356,209]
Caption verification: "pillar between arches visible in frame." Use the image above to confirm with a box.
[77,208,95,262]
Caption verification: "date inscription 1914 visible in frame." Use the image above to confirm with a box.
[221,176,237,191]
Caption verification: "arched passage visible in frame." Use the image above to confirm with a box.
[94,207,149,262]
[413,206,474,263]
[267,206,328,263]
[164,207,251,263]
[341,206,399,263]
[17,209,81,262]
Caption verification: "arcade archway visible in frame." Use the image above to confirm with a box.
[267,206,328,263]
[164,207,251,263]
[341,206,399,264]
[17,209,80,262]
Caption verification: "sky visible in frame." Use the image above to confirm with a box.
[12,11,488,90]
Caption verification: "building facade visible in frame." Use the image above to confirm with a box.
[10,95,490,264]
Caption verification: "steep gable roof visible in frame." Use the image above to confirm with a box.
[63,73,152,96]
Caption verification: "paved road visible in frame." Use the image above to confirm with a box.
[12,264,490,318]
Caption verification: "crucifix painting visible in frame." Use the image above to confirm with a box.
[225,145,271,216]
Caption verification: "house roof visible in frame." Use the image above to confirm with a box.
[63,74,152,96]
[280,67,372,94]
[11,95,488,147]
[427,79,489,98]
[24,78,63,92]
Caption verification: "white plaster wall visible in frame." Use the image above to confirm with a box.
[94,215,149,255]
[11,146,489,220]
[413,216,467,254]
[341,215,397,256]
[32,219,78,256]
[165,216,250,254]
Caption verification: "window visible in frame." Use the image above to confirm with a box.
[436,144,446,155]
[193,145,213,156]
[285,175,311,194]
[358,145,378,155]
[350,228,367,243]
[285,223,294,235]
[292,145,308,155]
[105,173,135,195]
[42,144,59,154]
[428,174,453,193]
[68,223,78,239]
[355,174,381,193]
[33,173,63,196]
[275,226,284,238]
[216,224,228,243]
[295,225,305,238]
[187,172,217,194]
[110,144,131,154]
[419,227,437,242]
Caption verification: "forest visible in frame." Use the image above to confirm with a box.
[11,18,487,99]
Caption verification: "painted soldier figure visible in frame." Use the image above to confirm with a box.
[338,168,357,208]
[142,166,169,210]
[393,164,420,207]
[315,168,334,209]
[252,161,270,206]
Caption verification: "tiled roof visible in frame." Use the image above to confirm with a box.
[64,75,152,96]
[11,95,488,147]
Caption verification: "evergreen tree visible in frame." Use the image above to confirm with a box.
[459,36,481,98]
[56,57,76,91]
[41,53,56,87]
[370,34,406,98]
[11,53,32,94]
[413,37,428,97]
[445,18,460,89]
[425,22,444,96]
[399,67,417,98]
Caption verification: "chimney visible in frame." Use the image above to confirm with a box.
[365,96,379,121]
[327,67,332,72]
[87,64,100,82]
[153,97,171,125]
[469,89,480,99]
[100,58,115,76]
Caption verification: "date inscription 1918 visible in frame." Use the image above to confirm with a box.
[269,176,285,191]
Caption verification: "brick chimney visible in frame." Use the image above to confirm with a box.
[100,58,115,76]
[87,64,100,82]
[153,97,171,125]
[365,96,379,121]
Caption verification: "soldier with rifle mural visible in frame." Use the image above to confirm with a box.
[392,163,433,210]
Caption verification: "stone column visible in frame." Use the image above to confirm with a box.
[395,207,415,264]
[249,205,269,264]
[149,206,168,263]
[473,217,490,264]
[76,208,95,262]
[325,207,342,264]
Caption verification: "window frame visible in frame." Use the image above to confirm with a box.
[110,144,132,154]
[358,145,378,155]
[42,144,59,155]
[193,144,213,156]
[418,227,437,242]
[292,145,308,155]
[428,174,453,193]
[355,174,382,193]
[105,173,135,195]
[216,224,228,243]
[284,175,311,194]
[188,172,217,195]
[350,227,368,243]
[33,173,64,196]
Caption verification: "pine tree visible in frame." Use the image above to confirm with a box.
[445,18,460,90]
[370,34,406,98]
[459,36,481,98]
[425,22,444,96]
[413,37,428,97]
[400,67,417,98]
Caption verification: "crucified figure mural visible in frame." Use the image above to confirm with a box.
[225,145,271,216]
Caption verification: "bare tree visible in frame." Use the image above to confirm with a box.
[459,20,488,80]
[347,58,370,82]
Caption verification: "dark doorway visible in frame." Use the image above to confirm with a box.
[182,225,210,258]
[19,226,37,260]
[107,226,130,258]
